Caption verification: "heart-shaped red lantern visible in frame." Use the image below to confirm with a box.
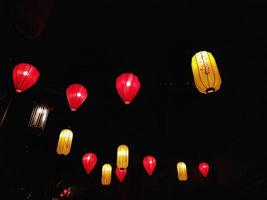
[66,83,88,111]
[82,153,97,174]
[115,168,127,182]
[143,155,156,176]
[198,162,209,177]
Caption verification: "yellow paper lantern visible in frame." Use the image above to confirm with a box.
[117,145,129,169]
[28,103,50,130]
[177,162,188,181]
[191,51,222,94]
[56,129,73,156]
[101,163,112,185]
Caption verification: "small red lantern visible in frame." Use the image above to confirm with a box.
[143,155,156,176]
[12,63,40,93]
[198,162,209,177]
[66,83,88,111]
[116,73,140,104]
[115,168,127,182]
[82,153,97,174]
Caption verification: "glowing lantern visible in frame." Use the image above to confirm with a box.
[117,145,129,169]
[28,103,50,130]
[199,162,209,177]
[116,73,140,104]
[177,162,188,181]
[82,153,97,174]
[191,51,222,94]
[12,63,40,93]
[56,129,73,156]
[101,164,112,186]
[143,155,156,176]
[115,168,127,182]
[66,83,88,111]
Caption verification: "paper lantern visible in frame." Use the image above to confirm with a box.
[56,129,73,156]
[177,162,188,181]
[143,155,156,176]
[191,51,222,94]
[115,168,127,182]
[66,83,88,111]
[13,63,40,93]
[116,73,140,104]
[101,164,112,186]
[28,103,50,130]
[82,153,97,174]
[199,162,209,177]
[117,145,129,169]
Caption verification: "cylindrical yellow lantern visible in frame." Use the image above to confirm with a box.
[191,51,222,94]
[101,163,112,186]
[56,129,73,156]
[117,144,129,169]
[177,162,188,181]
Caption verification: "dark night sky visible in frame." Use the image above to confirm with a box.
[0,1,267,200]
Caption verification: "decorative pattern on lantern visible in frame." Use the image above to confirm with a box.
[177,162,188,181]
[13,63,40,93]
[101,164,112,186]
[117,145,129,169]
[28,103,50,130]
[143,155,156,176]
[199,162,209,177]
[82,153,97,174]
[56,129,73,156]
[191,51,222,94]
[116,73,140,104]
[115,168,127,182]
[66,83,88,111]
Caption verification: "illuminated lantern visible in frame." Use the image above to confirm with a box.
[191,51,222,94]
[117,145,129,169]
[66,83,88,111]
[12,63,40,93]
[199,162,209,177]
[28,103,50,130]
[101,164,112,186]
[177,162,188,181]
[56,129,73,156]
[143,155,156,176]
[116,73,140,104]
[82,153,97,174]
[115,168,127,182]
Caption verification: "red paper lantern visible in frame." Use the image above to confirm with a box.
[116,73,140,104]
[115,168,127,182]
[66,83,88,111]
[82,153,97,174]
[198,162,209,177]
[143,155,156,176]
[13,63,40,93]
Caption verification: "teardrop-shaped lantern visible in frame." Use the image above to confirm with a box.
[115,168,127,182]
[116,73,140,104]
[56,129,73,156]
[177,162,188,181]
[28,103,50,130]
[191,51,222,94]
[198,162,209,177]
[82,153,97,174]
[13,63,40,93]
[117,145,129,169]
[101,164,112,186]
[143,155,156,176]
[66,83,88,111]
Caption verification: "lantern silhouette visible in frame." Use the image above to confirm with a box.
[12,63,40,93]
[82,153,97,174]
[101,164,112,186]
[115,168,127,182]
[117,145,129,169]
[28,103,50,130]
[56,129,73,156]
[177,162,188,181]
[66,83,88,111]
[143,155,156,176]
[199,162,209,177]
[191,51,222,94]
[116,73,140,104]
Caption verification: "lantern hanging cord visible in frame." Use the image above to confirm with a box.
[0,97,12,127]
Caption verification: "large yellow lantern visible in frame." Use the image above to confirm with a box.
[177,162,188,181]
[56,129,73,156]
[101,164,112,185]
[117,145,129,169]
[191,51,222,94]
